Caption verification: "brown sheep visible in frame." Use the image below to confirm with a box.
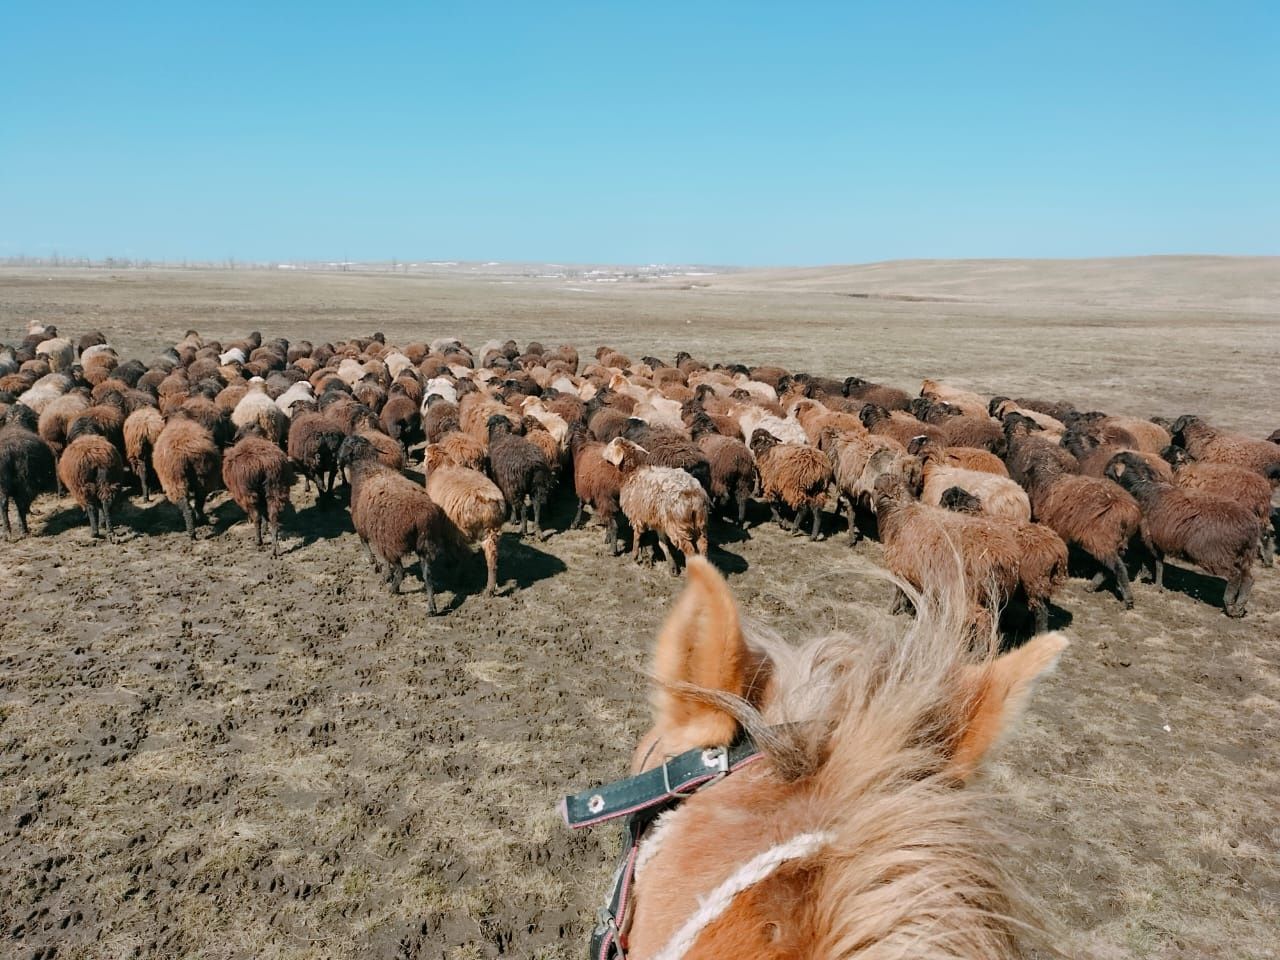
[1106,453,1259,617]
[860,403,947,448]
[918,379,989,418]
[354,428,406,472]
[487,416,553,539]
[154,412,223,537]
[423,396,460,444]
[423,444,504,596]
[123,406,166,500]
[907,435,1009,477]
[434,430,487,473]
[911,399,1005,453]
[825,429,917,545]
[691,417,757,527]
[589,406,631,443]
[1162,446,1276,564]
[338,434,462,613]
[568,422,625,553]
[57,434,125,539]
[1171,416,1280,478]
[749,429,834,540]
[1003,414,1078,487]
[939,487,1069,634]
[286,410,344,499]
[1021,454,1140,607]
[222,432,294,555]
[872,474,1020,634]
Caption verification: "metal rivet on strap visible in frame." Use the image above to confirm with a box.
[701,747,726,769]
[588,794,605,814]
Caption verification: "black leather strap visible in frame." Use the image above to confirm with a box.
[561,736,762,830]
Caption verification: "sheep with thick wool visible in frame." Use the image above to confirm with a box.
[286,410,344,499]
[486,415,553,539]
[222,429,294,556]
[1017,446,1140,607]
[906,435,1008,477]
[749,428,833,540]
[123,406,166,500]
[568,422,626,553]
[689,416,756,527]
[1106,453,1259,617]
[231,378,288,446]
[939,485,1069,634]
[1162,445,1277,564]
[0,419,57,538]
[921,460,1031,522]
[58,433,125,539]
[1171,416,1280,478]
[153,411,223,538]
[823,428,917,544]
[872,474,1020,634]
[338,434,462,613]
[423,443,504,597]
[604,437,709,574]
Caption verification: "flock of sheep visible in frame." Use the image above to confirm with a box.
[1,326,1277,625]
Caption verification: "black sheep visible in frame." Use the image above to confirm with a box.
[0,420,57,538]
[486,414,553,540]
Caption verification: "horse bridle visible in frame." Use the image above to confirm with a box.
[560,736,764,960]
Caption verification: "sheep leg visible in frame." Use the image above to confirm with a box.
[736,494,748,528]
[1110,555,1133,609]
[359,537,379,571]
[193,490,209,526]
[533,496,548,541]
[791,504,806,536]
[1260,526,1274,566]
[481,533,498,596]
[572,498,585,529]
[270,517,281,558]
[1030,598,1049,635]
[15,499,30,537]
[0,496,10,540]
[178,497,196,539]
[663,535,680,576]
[517,498,528,537]
[136,464,150,501]
[418,555,437,615]
[809,504,822,541]
[607,516,620,556]
[1228,569,1254,618]
[1152,551,1165,590]
[254,514,265,549]
[770,501,788,530]
[387,560,405,594]
[87,505,100,539]
[101,501,113,540]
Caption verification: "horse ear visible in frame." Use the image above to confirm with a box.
[948,632,1068,780]
[647,557,750,758]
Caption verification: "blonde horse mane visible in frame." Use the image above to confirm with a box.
[666,576,1058,959]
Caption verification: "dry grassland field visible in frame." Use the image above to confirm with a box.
[1,258,1278,960]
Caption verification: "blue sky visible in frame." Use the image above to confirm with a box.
[2,2,1276,265]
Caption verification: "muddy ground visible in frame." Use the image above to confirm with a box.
[1,265,1278,959]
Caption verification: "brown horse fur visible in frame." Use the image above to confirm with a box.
[622,558,1065,959]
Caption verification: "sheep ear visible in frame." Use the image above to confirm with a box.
[647,558,750,758]
[947,632,1068,781]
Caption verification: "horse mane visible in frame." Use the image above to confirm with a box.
[675,577,1052,958]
